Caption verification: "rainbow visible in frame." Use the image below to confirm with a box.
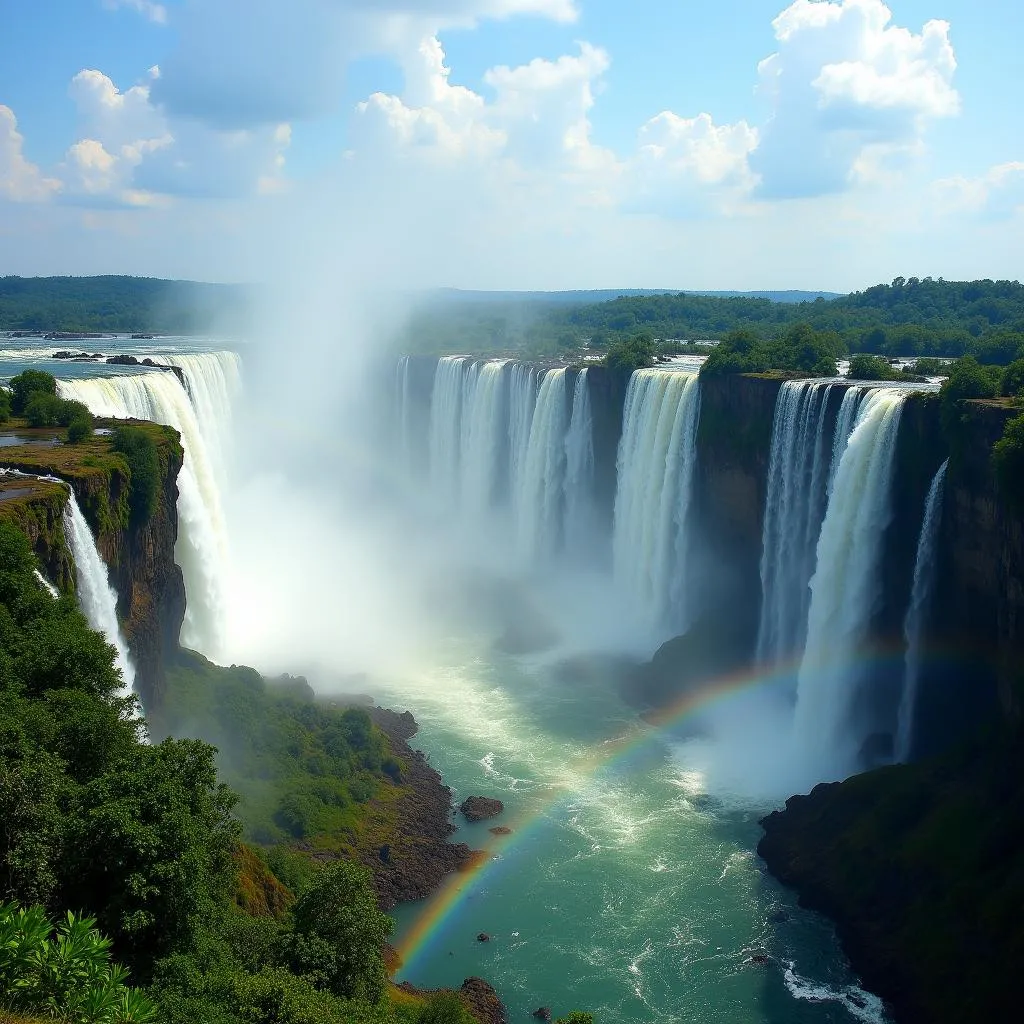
[393,655,809,973]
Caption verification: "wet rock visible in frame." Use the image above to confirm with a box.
[748,954,770,965]
[489,826,512,836]
[768,909,790,924]
[461,978,506,1024]
[379,844,391,864]
[460,796,504,822]
[532,1009,552,1021]
[476,933,490,943]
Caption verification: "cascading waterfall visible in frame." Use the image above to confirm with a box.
[612,369,701,633]
[517,369,570,559]
[508,363,540,503]
[756,381,836,663]
[563,369,597,558]
[428,356,470,507]
[63,488,137,701]
[58,355,238,659]
[459,360,510,514]
[895,458,949,763]
[395,355,414,472]
[793,388,908,775]
[33,569,59,599]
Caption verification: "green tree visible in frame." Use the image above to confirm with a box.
[417,991,475,1024]
[9,370,57,415]
[280,862,391,1003]
[112,427,160,525]
[25,391,65,427]
[0,387,10,423]
[848,354,898,381]
[556,1014,595,1024]
[1001,358,1024,398]
[604,333,656,373]
[67,413,95,443]
[940,356,1000,435]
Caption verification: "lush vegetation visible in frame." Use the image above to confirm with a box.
[398,277,1024,362]
[992,413,1024,511]
[0,904,157,1023]
[0,518,486,1024]
[4,371,94,442]
[700,324,841,377]
[0,386,10,424]
[603,335,655,373]
[0,277,250,335]
[111,428,160,525]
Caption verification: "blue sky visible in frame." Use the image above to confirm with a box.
[1,0,1021,290]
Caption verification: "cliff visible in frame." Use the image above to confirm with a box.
[0,419,185,708]
[758,724,1024,1024]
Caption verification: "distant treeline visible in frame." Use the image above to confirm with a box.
[0,275,252,334]
[406,277,1024,361]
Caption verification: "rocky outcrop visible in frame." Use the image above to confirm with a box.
[364,707,480,910]
[758,726,1024,1024]
[460,796,504,822]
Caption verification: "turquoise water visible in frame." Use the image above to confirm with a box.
[372,641,886,1024]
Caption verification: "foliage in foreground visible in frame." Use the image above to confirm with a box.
[0,904,156,1024]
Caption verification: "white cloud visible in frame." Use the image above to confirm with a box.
[753,0,959,197]
[0,106,61,202]
[151,1,578,129]
[62,69,289,203]
[102,0,168,24]
[936,162,1024,220]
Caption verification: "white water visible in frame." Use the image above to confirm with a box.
[33,569,59,599]
[563,369,597,559]
[508,362,539,503]
[794,389,908,777]
[58,354,239,659]
[895,459,949,763]
[460,360,510,515]
[756,381,836,663]
[63,488,136,701]
[395,355,415,473]
[427,356,469,507]
[517,368,569,560]
[613,369,701,635]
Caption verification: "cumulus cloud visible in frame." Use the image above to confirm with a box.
[102,0,168,24]
[936,162,1024,220]
[752,0,959,198]
[0,106,62,202]
[151,0,578,129]
[62,69,289,203]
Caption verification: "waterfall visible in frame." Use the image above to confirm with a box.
[895,459,949,763]
[395,355,414,472]
[508,363,539,506]
[517,369,570,559]
[57,355,238,659]
[460,360,510,514]
[563,369,597,558]
[63,488,136,701]
[756,381,836,663]
[427,356,469,507]
[33,569,59,599]
[613,369,701,633]
[793,388,908,775]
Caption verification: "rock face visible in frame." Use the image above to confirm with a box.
[758,729,1024,1024]
[364,708,480,909]
[460,796,504,822]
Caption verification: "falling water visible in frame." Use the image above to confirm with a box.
[756,381,836,663]
[508,363,539,502]
[563,369,597,558]
[395,355,414,472]
[613,369,701,634]
[460,360,510,514]
[428,356,470,507]
[794,388,908,776]
[63,488,136,700]
[517,369,570,560]
[58,358,236,658]
[895,459,949,763]
[33,569,59,599]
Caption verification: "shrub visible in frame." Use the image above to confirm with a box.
[24,391,65,427]
[702,324,840,377]
[848,354,899,381]
[0,387,10,423]
[556,1014,595,1024]
[911,357,950,376]
[940,356,1000,435]
[0,902,158,1023]
[67,414,95,443]
[417,992,475,1024]
[8,370,57,415]
[112,426,160,525]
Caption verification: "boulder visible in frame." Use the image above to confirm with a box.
[489,826,512,836]
[532,1009,552,1021]
[476,933,490,943]
[460,796,504,822]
